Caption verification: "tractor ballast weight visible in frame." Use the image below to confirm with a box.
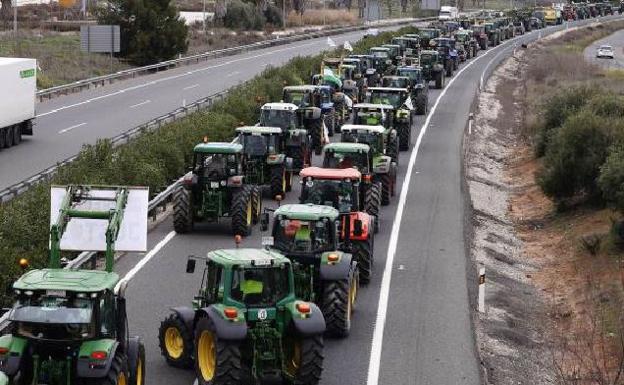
[158,248,326,385]
[0,185,148,385]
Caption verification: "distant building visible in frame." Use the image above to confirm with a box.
[421,0,440,10]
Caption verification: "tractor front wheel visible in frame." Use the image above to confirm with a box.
[232,186,253,236]
[251,186,262,225]
[194,317,242,385]
[324,110,336,137]
[158,313,194,369]
[270,166,287,198]
[415,94,427,115]
[387,135,399,165]
[363,182,382,234]
[353,239,373,285]
[398,123,411,152]
[311,119,323,156]
[173,187,194,234]
[321,261,358,337]
[128,337,146,385]
[90,351,129,385]
[434,71,444,89]
[283,334,324,385]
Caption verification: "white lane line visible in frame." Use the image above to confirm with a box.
[58,122,86,134]
[183,84,200,90]
[366,31,532,385]
[130,99,151,109]
[115,231,176,293]
[226,71,241,77]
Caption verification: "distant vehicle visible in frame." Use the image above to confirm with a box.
[439,6,459,21]
[596,45,615,58]
[0,58,36,149]
[365,28,380,37]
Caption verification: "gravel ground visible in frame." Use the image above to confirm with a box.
[466,50,554,385]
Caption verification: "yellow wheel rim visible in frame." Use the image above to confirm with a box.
[285,340,302,376]
[350,277,357,315]
[246,200,252,225]
[136,357,143,385]
[255,195,261,217]
[197,331,216,381]
[117,371,127,385]
[164,327,184,359]
[282,171,287,192]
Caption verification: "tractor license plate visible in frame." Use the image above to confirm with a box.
[210,182,219,189]
[262,236,274,247]
[46,290,66,297]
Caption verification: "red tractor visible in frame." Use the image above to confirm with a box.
[298,167,377,283]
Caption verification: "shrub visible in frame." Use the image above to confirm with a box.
[264,4,283,27]
[224,0,265,30]
[598,144,624,214]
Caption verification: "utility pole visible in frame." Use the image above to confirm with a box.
[283,0,286,30]
[202,0,206,37]
[13,0,17,38]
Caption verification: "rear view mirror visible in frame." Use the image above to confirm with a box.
[261,212,270,231]
[353,219,363,236]
[186,257,196,274]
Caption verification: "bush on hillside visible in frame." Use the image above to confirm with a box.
[598,144,624,214]
[224,0,265,30]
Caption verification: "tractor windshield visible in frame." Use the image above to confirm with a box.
[397,69,423,82]
[240,134,279,157]
[261,109,295,130]
[196,153,239,179]
[371,50,389,59]
[382,78,409,88]
[420,53,434,65]
[420,29,437,38]
[324,151,369,174]
[300,179,356,213]
[341,131,384,152]
[369,92,402,108]
[354,109,391,128]
[230,267,289,307]
[273,217,336,254]
[283,91,311,107]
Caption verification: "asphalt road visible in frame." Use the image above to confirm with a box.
[0,24,417,192]
[98,16,623,385]
[584,28,624,69]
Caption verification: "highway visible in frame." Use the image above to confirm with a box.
[0,24,415,192]
[584,28,624,69]
[99,16,622,385]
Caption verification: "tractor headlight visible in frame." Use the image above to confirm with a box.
[220,180,227,186]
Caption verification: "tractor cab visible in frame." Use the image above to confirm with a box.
[236,126,285,161]
[259,103,310,171]
[352,103,395,131]
[342,57,366,77]
[323,142,372,174]
[348,54,379,87]
[381,76,411,89]
[298,168,362,214]
[392,36,420,57]
[381,44,402,62]
[366,87,413,127]
[397,66,424,85]
[282,85,331,155]
[418,28,441,48]
[369,47,393,73]
[191,142,244,183]
[340,124,386,154]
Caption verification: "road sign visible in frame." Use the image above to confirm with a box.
[80,25,121,53]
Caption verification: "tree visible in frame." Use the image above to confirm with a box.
[97,0,188,66]
[0,0,12,22]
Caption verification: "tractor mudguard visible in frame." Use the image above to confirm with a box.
[373,156,392,174]
[76,339,119,378]
[303,107,322,120]
[0,335,27,376]
[267,154,286,165]
[287,302,326,337]
[342,211,372,241]
[319,251,353,281]
[197,306,247,341]
[170,306,196,335]
[332,92,346,103]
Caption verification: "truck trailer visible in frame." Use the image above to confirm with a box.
[0,58,36,148]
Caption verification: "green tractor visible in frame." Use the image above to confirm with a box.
[236,126,294,198]
[419,50,446,89]
[418,28,441,49]
[173,141,260,236]
[366,88,413,151]
[454,30,478,61]
[260,203,359,335]
[395,66,429,115]
[297,167,378,282]
[323,142,397,206]
[259,103,312,171]
[158,248,326,385]
[0,185,147,385]
[351,105,400,163]
[282,85,329,154]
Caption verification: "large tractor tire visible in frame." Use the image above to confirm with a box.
[173,187,194,234]
[12,125,21,146]
[387,135,399,165]
[159,313,194,369]
[311,119,324,156]
[324,110,336,137]
[285,171,293,192]
[270,165,287,198]
[398,123,411,152]
[364,182,382,233]
[415,94,427,115]
[321,268,356,337]
[379,173,392,206]
[91,351,129,385]
[283,334,324,385]
[291,147,308,171]
[194,317,242,385]
[231,186,253,236]
[445,62,453,77]
[434,71,444,89]
[128,337,146,385]
[3,125,14,148]
[353,239,373,284]
[251,186,262,225]
[0,128,5,148]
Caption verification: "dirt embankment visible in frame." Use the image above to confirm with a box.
[467,27,624,385]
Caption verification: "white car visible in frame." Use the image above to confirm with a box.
[597,45,615,59]
[364,28,379,38]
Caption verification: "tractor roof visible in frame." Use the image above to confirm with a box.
[341,124,386,134]
[300,166,362,180]
[403,34,421,38]
[236,126,282,135]
[354,103,395,110]
[397,66,421,72]
[323,57,343,63]
[324,142,370,153]
[370,47,391,51]
[194,142,243,154]
[342,58,361,62]
[368,87,408,92]
[382,44,401,48]
[13,269,119,292]
[208,248,289,267]
[261,102,298,111]
[421,50,439,55]
[275,204,340,221]
[284,85,317,92]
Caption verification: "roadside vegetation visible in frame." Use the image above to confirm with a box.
[0,26,415,307]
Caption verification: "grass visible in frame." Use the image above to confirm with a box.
[286,9,359,27]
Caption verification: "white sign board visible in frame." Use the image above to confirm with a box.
[50,187,148,252]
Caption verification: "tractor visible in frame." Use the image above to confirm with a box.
[418,28,441,49]
[159,248,326,385]
[259,203,359,335]
[471,24,489,50]
[366,87,413,151]
[173,141,260,236]
[433,37,459,76]
[454,30,478,60]
[380,44,402,64]
[259,102,312,171]
[0,185,147,385]
[395,67,428,115]
[351,105,401,162]
[296,167,378,283]
[484,23,500,46]
[282,85,329,153]
[369,47,394,75]
[236,126,294,198]
[348,54,380,87]
[419,50,446,89]
[323,142,397,206]
[391,36,421,57]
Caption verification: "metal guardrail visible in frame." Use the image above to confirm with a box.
[35,18,430,102]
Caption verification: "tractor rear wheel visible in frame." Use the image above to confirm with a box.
[387,135,399,165]
[12,125,21,146]
[270,166,286,198]
[231,186,253,236]
[251,186,261,225]
[415,94,427,115]
[398,122,411,152]
[286,171,293,192]
[364,182,382,233]
[353,239,373,285]
[4,125,13,148]
[159,313,194,369]
[324,110,336,137]
[434,71,444,89]
[445,62,453,77]
[128,337,146,385]
[311,119,323,156]
[194,317,242,385]
[283,334,324,385]
[379,174,392,206]
[173,187,194,234]
[321,270,354,337]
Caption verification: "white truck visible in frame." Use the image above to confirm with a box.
[439,6,459,20]
[0,57,36,149]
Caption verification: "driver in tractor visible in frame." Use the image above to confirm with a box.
[231,270,265,304]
